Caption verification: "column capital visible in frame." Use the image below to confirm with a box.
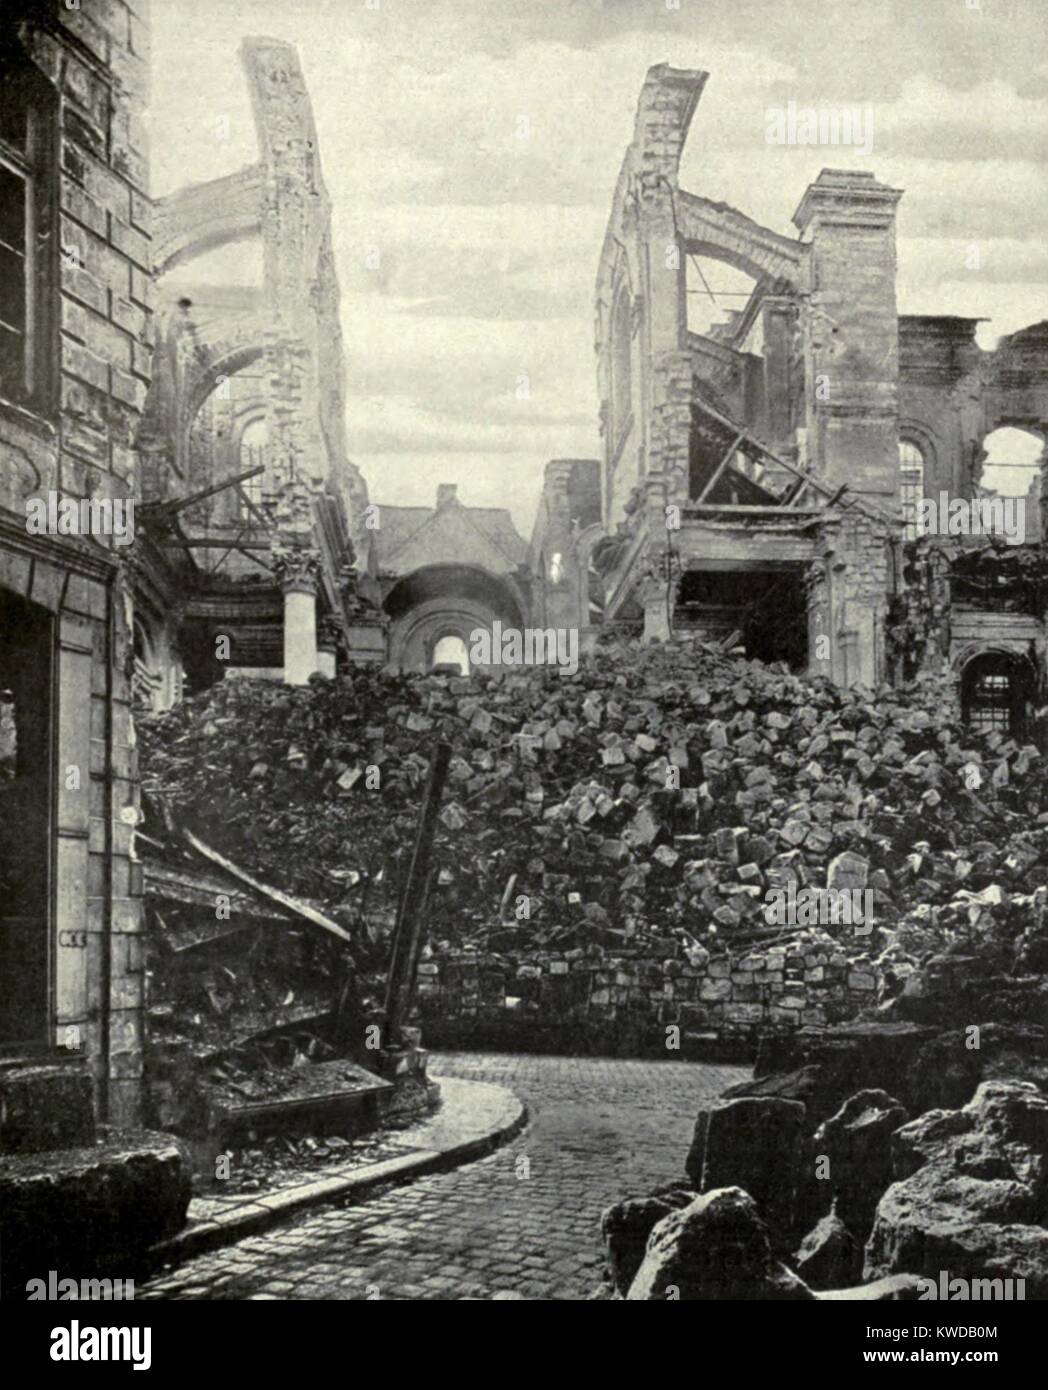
[272,545,322,595]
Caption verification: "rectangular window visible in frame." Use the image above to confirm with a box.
[0,54,57,414]
[0,156,31,399]
[899,441,926,541]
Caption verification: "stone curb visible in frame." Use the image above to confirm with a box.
[144,1081,528,1274]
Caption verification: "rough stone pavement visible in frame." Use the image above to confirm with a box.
[139,1052,749,1301]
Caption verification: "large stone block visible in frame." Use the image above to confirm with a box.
[865,1081,1048,1297]
[687,1095,806,1235]
[0,1129,191,1290]
[794,1212,861,1290]
[601,1188,695,1296]
[813,1089,908,1238]
[0,1062,96,1155]
[626,1187,815,1300]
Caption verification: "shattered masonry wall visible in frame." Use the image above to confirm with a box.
[0,1,152,1124]
[140,36,368,690]
[899,317,1048,509]
[527,459,603,639]
[417,943,881,1052]
[819,510,893,689]
[591,68,904,683]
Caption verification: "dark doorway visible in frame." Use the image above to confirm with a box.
[676,568,808,668]
[961,651,1032,738]
[0,587,53,1045]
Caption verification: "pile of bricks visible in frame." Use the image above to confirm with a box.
[138,635,1048,1042]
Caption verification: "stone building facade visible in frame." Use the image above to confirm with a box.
[583,64,1048,732]
[0,0,151,1126]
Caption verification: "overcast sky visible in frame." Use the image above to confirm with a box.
[151,0,1048,534]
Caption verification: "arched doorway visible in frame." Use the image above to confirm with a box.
[384,565,524,674]
[960,649,1034,738]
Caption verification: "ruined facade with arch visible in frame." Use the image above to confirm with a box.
[588,64,1048,729]
[135,37,374,704]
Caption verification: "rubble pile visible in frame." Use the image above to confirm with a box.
[138,638,1048,1021]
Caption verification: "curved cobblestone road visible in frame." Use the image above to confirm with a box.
[140,1053,748,1301]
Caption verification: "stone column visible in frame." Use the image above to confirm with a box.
[273,547,321,685]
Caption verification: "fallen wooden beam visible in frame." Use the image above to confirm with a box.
[182,827,357,947]
[143,858,293,920]
[384,742,452,1045]
[694,429,746,504]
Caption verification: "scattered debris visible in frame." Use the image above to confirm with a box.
[138,638,1048,1011]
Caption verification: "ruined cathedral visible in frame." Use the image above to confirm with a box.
[0,2,1046,1123]
[136,54,1048,746]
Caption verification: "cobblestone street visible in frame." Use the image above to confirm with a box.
[140,1054,748,1301]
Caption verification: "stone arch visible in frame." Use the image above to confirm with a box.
[898,419,939,478]
[676,192,808,290]
[184,336,269,434]
[231,400,269,446]
[431,631,471,676]
[384,564,525,675]
[182,344,269,502]
[152,166,264,277]
[389,598,493,676]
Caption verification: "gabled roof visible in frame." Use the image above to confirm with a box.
[372,493,528,574]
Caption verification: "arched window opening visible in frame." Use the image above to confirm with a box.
[899,440,925,540]
[961,651,1030,738]
[610,289,633,444]
[432,634,469,677]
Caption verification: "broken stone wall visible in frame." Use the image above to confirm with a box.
[899,317,1048,516]
[528,459,602,642]
[418,940,881,1054]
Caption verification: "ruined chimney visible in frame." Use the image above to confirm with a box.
[436,483,458,509]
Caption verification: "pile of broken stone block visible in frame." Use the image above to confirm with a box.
[138,635,1048,1036]
[602,1019,1048,1299]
